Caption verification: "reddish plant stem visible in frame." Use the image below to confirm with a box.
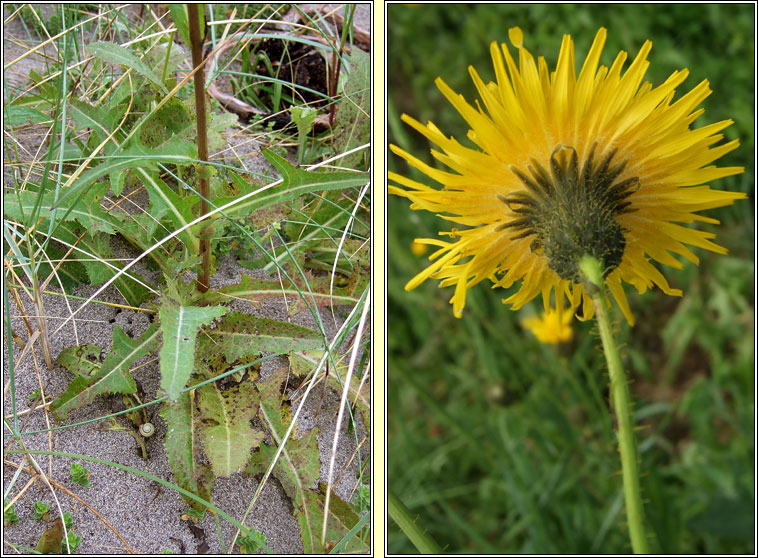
[328,12,344,127]
[188,4,210,292]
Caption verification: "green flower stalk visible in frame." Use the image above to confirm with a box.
[580,254,649,553]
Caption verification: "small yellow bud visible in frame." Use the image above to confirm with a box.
[522,307,574,344]
[410,240,428,256]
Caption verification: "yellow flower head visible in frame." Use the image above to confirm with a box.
[389,27,745,325]
[522,307,574,344]
[411,239,429,256]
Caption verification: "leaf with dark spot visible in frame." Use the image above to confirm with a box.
[160,381,215,512]
[203,312,323,362]
[57,345,103,377]
[196,377,264,477]
[51,325,160,420]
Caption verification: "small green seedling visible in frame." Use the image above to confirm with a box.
[28,389,41,402]
[238,529,267,554]
[70,463,90,487]
[33,501,51,520]
[62,531,83,554]
[59,511,82,554]
[3,500,19,525]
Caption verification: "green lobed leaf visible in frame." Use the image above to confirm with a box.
[199,273,362,317]
[214,150,367,220]
[201,111,237,153]
[4,187,153,306]
[246,367,323,548]
[86,41,168,94]
[138,97,194,148]
[56,344,103,377]
[248,428,321,502]
[198,275,286,308]
[5,106,51,126]
[192,335,233,379]
[67,98,113,143]
[51,324,161,420]
[249,437,325,551]
[158,302,229,401]
[136,167,199,252]
[255,366,291,436]
[246,367,367,553]
[196,378,264,477]
[4,181,118,235]
[203,312,323,363]
[51,138,197,215]
[283,189,369,248]
[48,221,152,307]
[16,240,88,295]
[159,385,215,512]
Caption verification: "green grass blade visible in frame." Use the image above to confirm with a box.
[50,139,197,214]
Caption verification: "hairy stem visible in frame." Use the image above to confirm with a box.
[188,4,210,292]
[579,254,650,554]
[388,490,443,554]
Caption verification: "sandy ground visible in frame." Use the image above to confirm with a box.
[3,256,369,554]
[3,3,371,555]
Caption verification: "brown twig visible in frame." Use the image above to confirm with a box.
[283,5,371,52]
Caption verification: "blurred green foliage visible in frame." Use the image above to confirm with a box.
[387,4,754,554]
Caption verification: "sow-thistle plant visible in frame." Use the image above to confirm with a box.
[389,27,745,553]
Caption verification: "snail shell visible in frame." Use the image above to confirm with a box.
[139,423,155,437]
